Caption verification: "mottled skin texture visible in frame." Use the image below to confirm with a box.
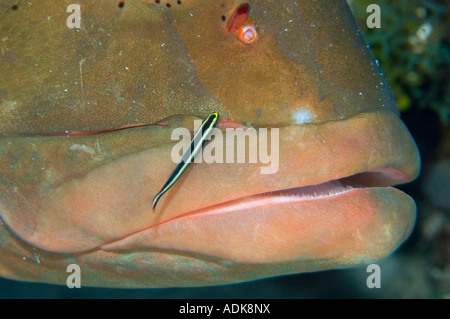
[0,0,419,287]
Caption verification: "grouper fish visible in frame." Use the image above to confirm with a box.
[0,0,420,288]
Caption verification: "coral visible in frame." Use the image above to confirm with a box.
[348,0,450,124]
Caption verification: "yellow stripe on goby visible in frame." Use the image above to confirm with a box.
[152,112,219,211]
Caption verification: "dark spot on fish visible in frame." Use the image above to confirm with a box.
[118,1,125,8]
[166,3,171,8]
[155,0,160,4]
[177,0,182,4]
[221,15,226,22]
[11,4,18,10]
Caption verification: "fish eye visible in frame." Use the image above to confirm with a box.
[238,24,257,44]
[226,3,257,45]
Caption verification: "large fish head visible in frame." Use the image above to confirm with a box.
[0,0,420,287]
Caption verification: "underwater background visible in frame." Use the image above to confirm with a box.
[0,0,449,298]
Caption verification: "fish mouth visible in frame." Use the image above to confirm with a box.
[100,166,417,265]
[97,110,419,265]
[143,167,410,224]
[187,167,412,213]
[3,110,419,268]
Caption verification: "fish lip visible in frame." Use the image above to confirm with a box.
[101,168,412,244]
[149,110,420,219]
[97,109,420,257]
[100,168,417,266]
[159,167,412,219]
[99,171,382,247]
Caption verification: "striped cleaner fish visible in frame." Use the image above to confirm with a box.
[152,112,219,210]
[0,0,420,288]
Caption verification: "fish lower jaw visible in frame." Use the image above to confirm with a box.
[100,167,416,266]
